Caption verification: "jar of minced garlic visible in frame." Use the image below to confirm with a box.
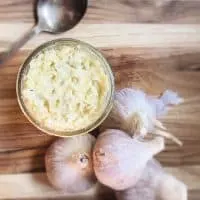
[17,39,114,137]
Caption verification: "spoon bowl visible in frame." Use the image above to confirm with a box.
[37,0,88,33]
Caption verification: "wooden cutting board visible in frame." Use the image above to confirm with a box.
[0,0,200,199]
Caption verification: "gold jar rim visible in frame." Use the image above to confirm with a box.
[16,38,115,137]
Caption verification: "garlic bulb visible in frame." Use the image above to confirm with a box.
[45,134,97,193]
[116,159,187,200]
[101,88,183,145]
[93,129,164,190]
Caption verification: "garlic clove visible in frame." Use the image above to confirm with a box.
[158,174,187,200]
[116,159,187,200]
[115,159,163,200]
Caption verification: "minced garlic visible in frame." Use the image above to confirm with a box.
[22,44,110,132]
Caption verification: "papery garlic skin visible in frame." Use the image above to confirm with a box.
[45,134,97,193]
[116,159,187,200]
[101,88,183,141]
[159,173,187,200]
[147,89,183,118]
[116,159,163,200]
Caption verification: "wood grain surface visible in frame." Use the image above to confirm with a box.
[0,0,200,199]
[0,165,199,199]
[1,0,200,23]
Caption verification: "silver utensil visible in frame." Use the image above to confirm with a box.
[0,0,87,64]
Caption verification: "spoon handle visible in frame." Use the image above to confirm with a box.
[0,25,41,65]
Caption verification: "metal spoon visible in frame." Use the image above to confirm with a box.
[0,0,87,64]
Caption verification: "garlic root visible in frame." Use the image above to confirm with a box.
[151,119,182,146]
[153,129,183,146]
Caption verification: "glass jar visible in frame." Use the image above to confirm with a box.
[16,39,114,137]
